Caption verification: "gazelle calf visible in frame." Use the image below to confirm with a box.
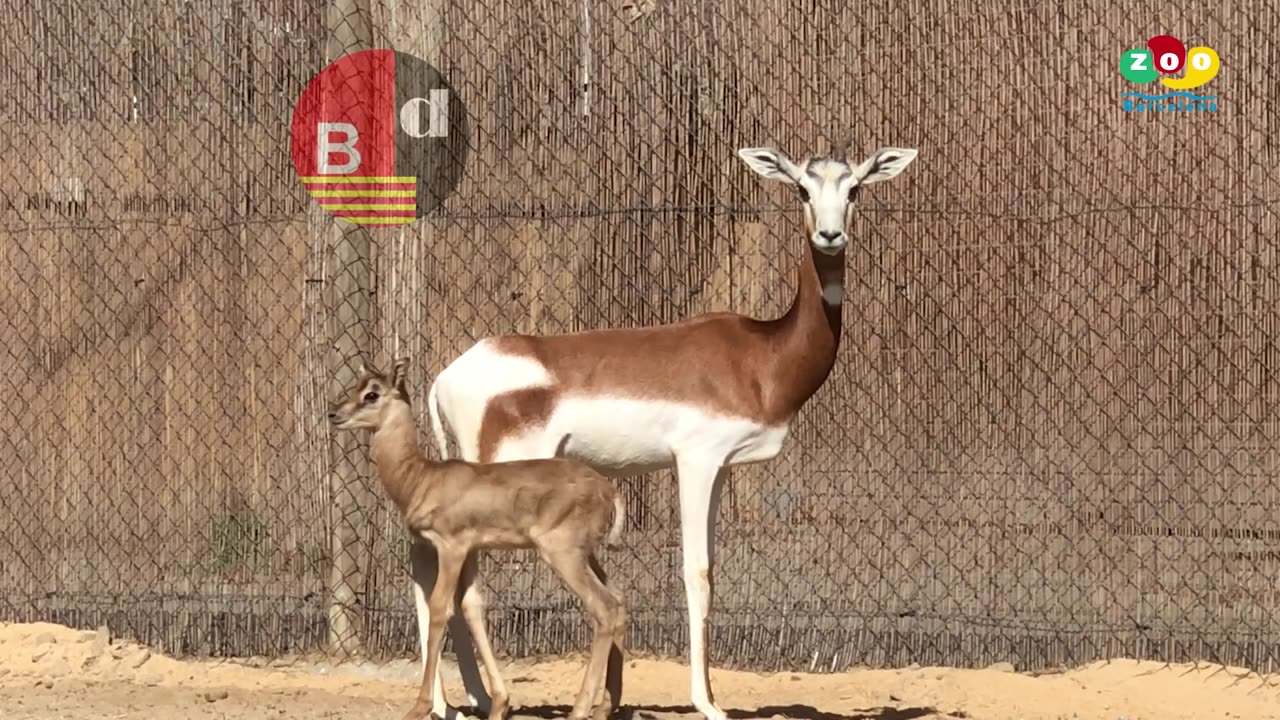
[329,357,628,720]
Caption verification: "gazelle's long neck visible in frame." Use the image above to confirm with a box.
[369,401,433,512]
[767,240,844,416]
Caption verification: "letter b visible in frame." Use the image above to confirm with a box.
[317,122,361,174]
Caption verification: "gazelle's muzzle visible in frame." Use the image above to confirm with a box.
[812,229,847,254]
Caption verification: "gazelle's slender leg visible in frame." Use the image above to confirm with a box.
[410,542,450,718]
[408,544,465,720]
[675,455,728,720]
[449,601,493,713]
[589,553,625,713]
[456,553,509,720]
[412,542,492,718]
[541,547,627,720]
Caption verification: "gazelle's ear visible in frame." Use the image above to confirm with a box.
[390,357,412,404]
[390,356,410,385]
[852,147,918,185]
[358,358,385,382]
[736,147,800,184]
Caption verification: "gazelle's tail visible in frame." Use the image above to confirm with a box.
[605,493,626,547]
[426,378,449,460]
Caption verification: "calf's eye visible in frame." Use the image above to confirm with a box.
[363,392,379,404]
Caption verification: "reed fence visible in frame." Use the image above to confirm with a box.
[2,0,1279,673]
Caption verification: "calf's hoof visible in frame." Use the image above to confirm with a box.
[486,694,510,720]
[571,704,618,720]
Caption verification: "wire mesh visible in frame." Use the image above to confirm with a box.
[2,0,1278,674]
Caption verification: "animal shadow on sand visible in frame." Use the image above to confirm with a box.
[499,703,943,720]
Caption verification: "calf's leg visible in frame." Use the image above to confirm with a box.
[456,552,509,720]
[589,553,625,714]
[410,543,450,717]
[407,544,465,720]
[542,547,627,720]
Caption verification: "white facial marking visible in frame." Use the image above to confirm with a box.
[801,158,857,253]
[822,282,843,305]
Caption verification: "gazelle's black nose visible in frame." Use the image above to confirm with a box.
[818,230,842,241]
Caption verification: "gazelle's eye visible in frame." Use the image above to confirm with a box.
[797,185,810,201]
[848,185,861,202]
[363,392,379,404]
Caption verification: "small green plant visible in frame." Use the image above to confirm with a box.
[203,507,271,574]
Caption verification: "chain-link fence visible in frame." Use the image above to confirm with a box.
[3,0,1279,675]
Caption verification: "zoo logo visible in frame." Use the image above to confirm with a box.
[290,49,469,227]
[1119,34,1220,113]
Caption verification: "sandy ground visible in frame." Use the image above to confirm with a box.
[0,622,1277,720]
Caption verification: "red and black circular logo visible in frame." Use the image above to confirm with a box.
[290,49,468,227]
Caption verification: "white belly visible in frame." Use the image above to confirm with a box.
[535,396,791,475]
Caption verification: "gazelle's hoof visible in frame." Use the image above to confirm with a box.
[692,703,727,720]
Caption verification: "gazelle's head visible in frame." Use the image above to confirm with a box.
[328,357,411,431]
[737,141,918,255]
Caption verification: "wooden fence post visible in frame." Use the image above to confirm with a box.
[323,0,374,658]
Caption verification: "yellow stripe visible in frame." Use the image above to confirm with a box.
[321,203,416,211]
[301,176,416,183]
[341,216,418,225]
[310,189,416,197]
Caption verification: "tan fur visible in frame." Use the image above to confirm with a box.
[330,359,627,720]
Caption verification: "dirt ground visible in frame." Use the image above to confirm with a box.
[0,622,1277,720]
